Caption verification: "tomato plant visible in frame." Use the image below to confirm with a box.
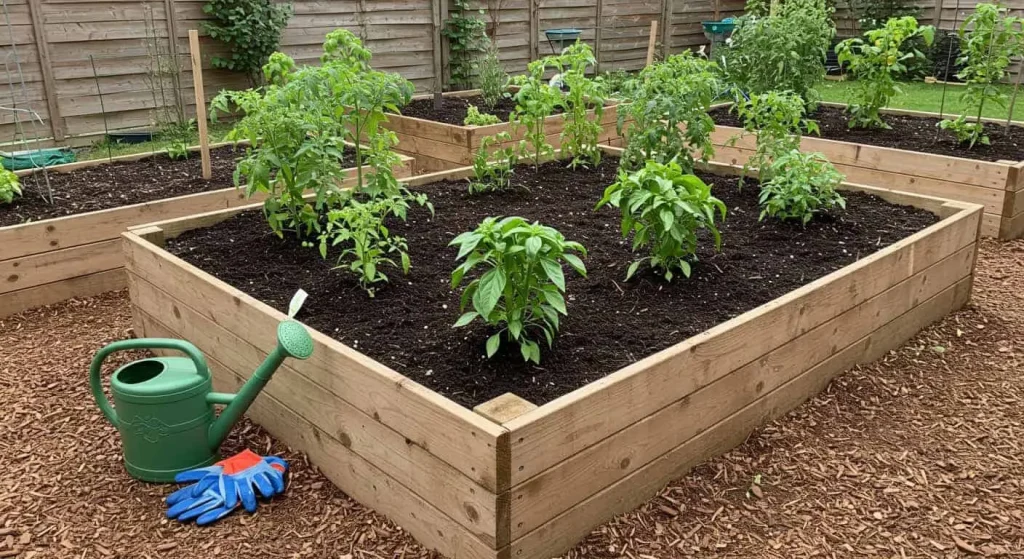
[729,91,819,185]
[758,150,846,224]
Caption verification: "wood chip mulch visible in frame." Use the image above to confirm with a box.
[1,238,1021,558]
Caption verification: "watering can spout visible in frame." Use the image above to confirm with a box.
[207,320,314,449]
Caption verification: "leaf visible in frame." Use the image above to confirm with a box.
[525,236,542,257]
[544,290,567,315]
[625,260,642,281]
[486,333,501,358]
[563,253,587,276]
[454,311,479,328]
[473,268,506,318]
[540,259,566,291]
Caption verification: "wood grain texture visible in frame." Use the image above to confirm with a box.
[0,268,125,319]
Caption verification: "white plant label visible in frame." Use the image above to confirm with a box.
[288,289,308,318]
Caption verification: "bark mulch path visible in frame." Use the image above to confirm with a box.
[1,239,1021,558]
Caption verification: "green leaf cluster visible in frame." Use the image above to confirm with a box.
[442,0,488,89]
[464,105,501,126]
[619,52,721,174]
[478,39,508,110]
[450,216,587,364]
[729,91,819,184]
[470,132,520,194]
[202,0,292,84]
[758,150,846,224]
[0,168,21,205]
[548,42,606,168]
[166,141,190,161]
[837,16,935,129]
[596,159,727,281]
[939,3,1024,148]
[509,58,563,169]
[720,0,835,108]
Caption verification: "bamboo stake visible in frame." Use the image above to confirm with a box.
[646,20,658,66]
[188,29,211,180]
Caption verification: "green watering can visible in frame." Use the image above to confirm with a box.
[90,320,314,482]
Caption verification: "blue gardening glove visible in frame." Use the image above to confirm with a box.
[166,485,236,525]
[165,450,288,524]
[219,455,288,513]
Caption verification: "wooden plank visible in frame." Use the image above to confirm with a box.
[529,0,538,61]
[475,393,539,425]
[1000,210,1024,240]
[26,0,64,140]
[129,273,504,547]
[122,232,509,492]
[509,276,974,559]
[0,238,121,295]
[387,113,471,147]
[188,30,212,180]
[645,19,657,65]
[135,311,500,559]
[13,139,241,177]
[0,268,124,319]
[508,243,975,538]
[504,206,981,486]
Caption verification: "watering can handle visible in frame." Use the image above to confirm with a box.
[89,338,210,427]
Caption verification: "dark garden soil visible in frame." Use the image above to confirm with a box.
[0,146,355,228]
[398,95,521,125]
[166,157,938,408]
[710,104,1024,163]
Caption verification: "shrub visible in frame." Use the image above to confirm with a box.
[317,195,411,297]
[619,52,720,174]
[759,150,846,224]
[464,105,501,126]
[469,132,520,193]
[0,168,21,204]
[719,0,834,107]
[596,159,727,281]
[729,90,819,184]
[837,16,935,129]
[548,42,605,168]
[510,59,563,168]
[478,39,508,110]
[451,217,587,364]
[202,0,292,84]
[939,3,1024,148]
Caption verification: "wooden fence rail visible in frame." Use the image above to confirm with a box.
[0,0,1021,147]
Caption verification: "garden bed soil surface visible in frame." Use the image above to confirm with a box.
[398,95,520,125]
[0,146,355,227]
[710,104,1024,163]
[166,157,938,408]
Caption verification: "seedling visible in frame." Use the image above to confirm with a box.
[0,168,21,205]
[318,195,412,297]
[470,132,520,194]
[729,91,819,184]
[758,150,846,224]
[464,105,501,126]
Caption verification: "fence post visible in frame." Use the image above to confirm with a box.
[594,0,603,72]
[646,20,658,66]
[188,30,211,180]
[933,0,943,26]
[26,0,63,141]
[660,0,671,60]
[529,0,539,61]
[431,0,443,94]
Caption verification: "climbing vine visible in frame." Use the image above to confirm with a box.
[442,0,487,90]
[202,0,293,84]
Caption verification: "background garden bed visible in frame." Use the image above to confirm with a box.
[123,149,982,559]
[0,147,412,318]
[385,89,625,172]
[707,104,1024,239]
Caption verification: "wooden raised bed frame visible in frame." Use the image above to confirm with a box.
[0,144,413,318]
[124,149,982,559]
[709,103,1024,239]
[385,89,625,173]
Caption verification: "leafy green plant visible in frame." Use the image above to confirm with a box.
[464,105,501,126]
[263,52,296,85]
[595,69,637,100]
[202,0,292,84]
[939,3,1024,148]
[443,0,487,89]
[729,91,819,184]
[596,159,727,281]
[450,216,587,364]
[759,150,846,224]
[470,132,520,193]
[510,58,563,168]
[0,168,21,204]
[720,0,834,107]
[837,17,935,129]
[619,52,720,174]
[317,195,411,297]
[548,41,605,168]
[167,141,190,160]
[478,38,507,109]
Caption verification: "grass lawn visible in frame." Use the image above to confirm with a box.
[76,121,236,161]
[819,80,1024,122]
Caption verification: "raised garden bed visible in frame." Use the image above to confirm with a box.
[708,103,1024,239]
[385,89,625,172]
[123,148,982,559]
[0,143,412,318]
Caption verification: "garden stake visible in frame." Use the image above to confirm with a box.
[934,0,962,142]
[89,320,314,482]
[1005,55,1022,131]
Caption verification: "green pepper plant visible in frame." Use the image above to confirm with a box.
[837,17,935,129]
[450,216,587,364]
[0,168,21,205]
[939,3,1024,147]
[729,90,819,184]
[619,52,720,174]
[596,159,727,281]
[758,150,846,224]
[469,132,521,193]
